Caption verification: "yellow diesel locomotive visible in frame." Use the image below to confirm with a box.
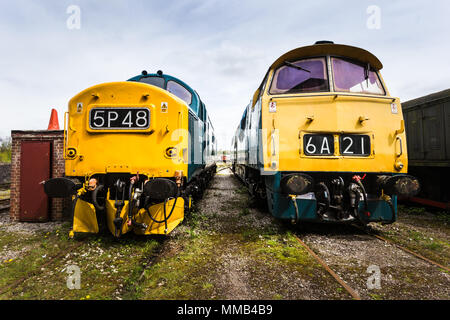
[45,71,217,237]
[231,41,419,225]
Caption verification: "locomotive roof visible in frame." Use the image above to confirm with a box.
[128,72,201,114]
[270,43,383,71]
[251,42,384,107]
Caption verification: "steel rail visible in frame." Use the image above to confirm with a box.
[292,234,361,300]
[0,198,10,212]
[358,227,450,273]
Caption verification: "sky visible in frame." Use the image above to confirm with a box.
[0,0,449,150]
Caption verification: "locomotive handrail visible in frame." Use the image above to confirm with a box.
[271,129,276,156]
[396,136,403,157]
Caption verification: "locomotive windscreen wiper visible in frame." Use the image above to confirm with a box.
[283,60,311,73]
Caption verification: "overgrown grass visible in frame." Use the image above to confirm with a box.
[374,220,450,268]
[138,234,219,299]
[398,205,426,215]
[0,221,163,300]
[252,232,315,267]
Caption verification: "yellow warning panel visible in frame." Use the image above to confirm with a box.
[72,198,99,234]
[134,197,185,235]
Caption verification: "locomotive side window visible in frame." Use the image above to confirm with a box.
[167,80,192,105]
[331,57,385,95]
[138,76,165,89]
[269,58,328,94]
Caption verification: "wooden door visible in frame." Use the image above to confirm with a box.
[19,141,51,221]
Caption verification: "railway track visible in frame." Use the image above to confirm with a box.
[292,234,362,300]
[0,183,10,189]
[0,182,10,212]
[292,224,449,300]
[357,225,450,273]
[0,198,10,212]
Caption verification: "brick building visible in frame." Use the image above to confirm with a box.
[10,130,69,221]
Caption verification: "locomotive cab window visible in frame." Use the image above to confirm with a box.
[269,57,329,94]
[167,80,192,105]
[240,108,248,130]
[331,57,385,95]
[138,76,165,89]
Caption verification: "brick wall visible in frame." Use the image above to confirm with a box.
[10,130,69,221]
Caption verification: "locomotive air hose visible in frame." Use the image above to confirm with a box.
[92,184,105,211]
[290,196,299,224]
[145,196,178,224]
[128,183,134,218]
[349,182,361,218]
[316,182,330,216]
[163,197,169,232]
[355,180,369,212]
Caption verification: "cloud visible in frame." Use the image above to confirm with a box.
[0,0,449,150]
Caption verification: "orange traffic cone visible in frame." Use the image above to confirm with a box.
[47,108,60,130]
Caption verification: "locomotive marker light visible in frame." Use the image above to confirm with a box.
[67,147,77,159]
[165,147,177,158]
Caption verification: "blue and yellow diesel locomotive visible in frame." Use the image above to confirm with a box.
[45,71,217,237]
[231,41,419,225]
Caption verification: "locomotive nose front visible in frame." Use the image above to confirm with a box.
[64,81,188,177]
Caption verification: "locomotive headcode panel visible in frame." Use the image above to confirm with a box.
[303,134,334,156]
[88,107,151,130]
[231,41,420,225]
[339,134,371,156]
[44,72,217,238]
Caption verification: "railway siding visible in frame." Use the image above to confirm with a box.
[137,169,349,299]
[0,168,448,300]
[299,225,449,300]
[369,206,450,271]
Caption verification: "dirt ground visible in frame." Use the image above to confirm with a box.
[0,168,448,300]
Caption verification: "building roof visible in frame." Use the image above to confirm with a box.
[402,88,450,109]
